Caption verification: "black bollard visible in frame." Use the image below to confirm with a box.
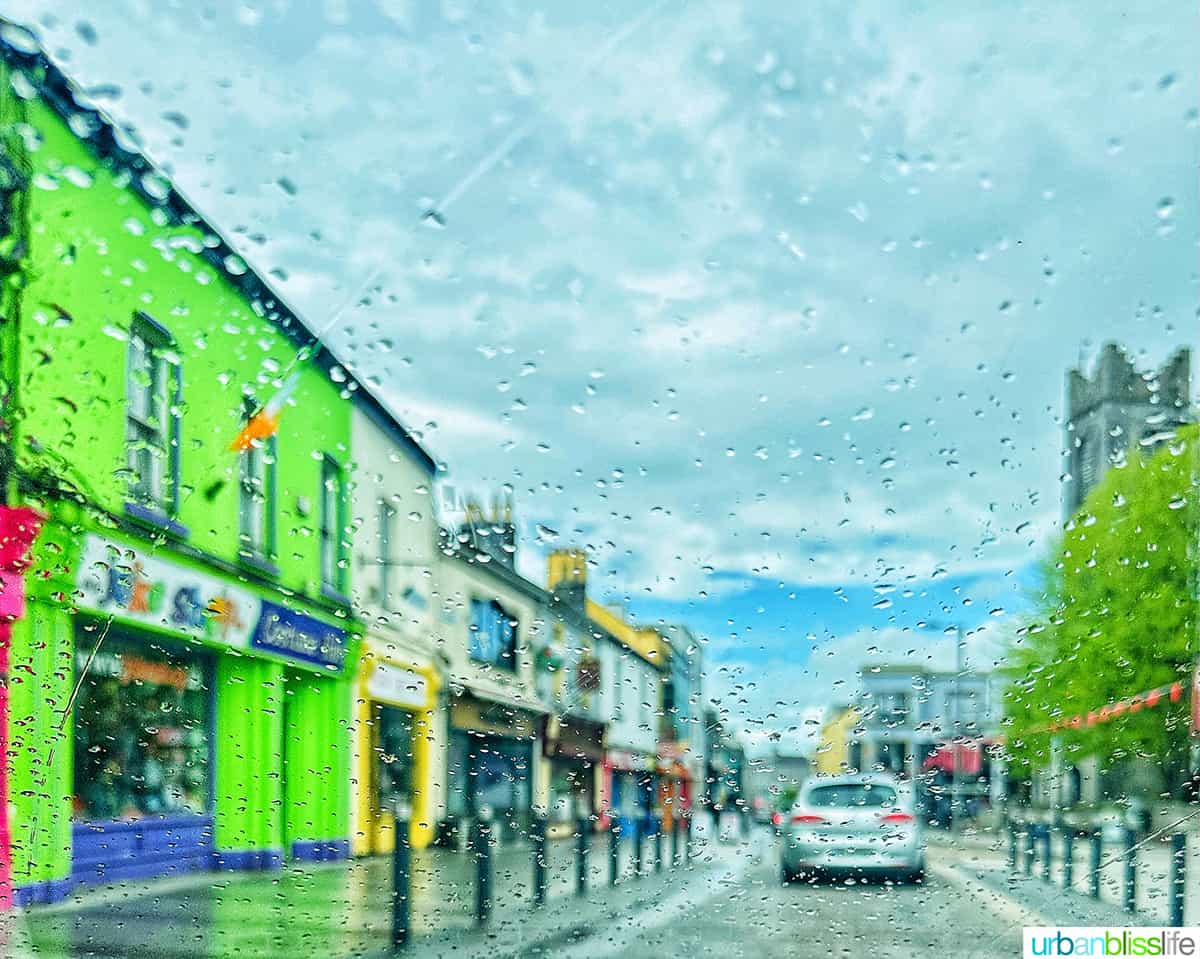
[1123,827,1137,913]
[1062,828,1074,890]
[1008,820,1018,870]
[1171,833,1186,927]
[684,814,692,865]
[531,813,547,907]
[1040,825,1052,882]
[576,815,589,897]
[474,811,492,926]
[1024,824,1035,876]
[655,812,664,874]
[1089,829,1102,900]
[634,817,645,876]
[609,821,621,886]
[391,805,411,951]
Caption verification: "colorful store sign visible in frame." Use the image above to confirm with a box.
[252,600,347,671]
[607,749,655,772]
[366,662,431,711]
[75,534,345,672]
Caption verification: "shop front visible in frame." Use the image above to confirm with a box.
[445,691,541,845]
[544,715,604,835]
[656,742,694,832]
[352,650,441,855]
[10,530,355,905]
[604,748,656,836]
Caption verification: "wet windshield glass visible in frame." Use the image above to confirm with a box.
[0,2,1196,958]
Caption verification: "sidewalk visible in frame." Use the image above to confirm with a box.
[951,831,1192,925]
[0,830,712,959]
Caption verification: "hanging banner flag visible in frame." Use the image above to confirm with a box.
[1031,678,1186,738]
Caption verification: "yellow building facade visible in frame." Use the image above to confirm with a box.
[351,645,442,853]
[815,705,860,775]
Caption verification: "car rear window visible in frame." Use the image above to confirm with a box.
[806,784,898,808]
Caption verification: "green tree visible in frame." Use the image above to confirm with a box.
[1003,427,1197,791]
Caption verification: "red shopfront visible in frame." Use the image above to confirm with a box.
[0,507,43,911]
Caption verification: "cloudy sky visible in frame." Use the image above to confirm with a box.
[9,0,1197,750]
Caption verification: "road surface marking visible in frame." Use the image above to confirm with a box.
[929,859,1050,927]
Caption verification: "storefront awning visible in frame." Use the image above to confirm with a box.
[544,715,605,762]
[452,679,550,717]
[922,740,988,776]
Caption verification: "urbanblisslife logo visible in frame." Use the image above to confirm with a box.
[1024,929,1200,958]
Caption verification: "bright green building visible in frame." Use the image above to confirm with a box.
[0,28,430,904]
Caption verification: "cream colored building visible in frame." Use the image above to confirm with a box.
[348,405,443,853]
[433,502,550,843]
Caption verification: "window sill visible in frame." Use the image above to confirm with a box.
[237,551,279,579]
[124,502,189,540]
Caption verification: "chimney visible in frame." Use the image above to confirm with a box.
[547,548,588,614]
[456,493,518,569]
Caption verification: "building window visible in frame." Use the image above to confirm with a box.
[378,499,394,603]
[238,399,277,561]
[1077,435,1095,492]
[319,455,348,594]
[125,313,179,513]
[468,597,517,670]
[878,692,909,727]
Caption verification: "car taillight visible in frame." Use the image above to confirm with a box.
[771,812,783,826]
[791,813,827,824]
[880,812,915,824]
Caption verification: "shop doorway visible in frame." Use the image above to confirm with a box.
[449,731,532,843]
[369,704,413,853]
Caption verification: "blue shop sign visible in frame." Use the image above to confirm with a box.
[251,600,348,671]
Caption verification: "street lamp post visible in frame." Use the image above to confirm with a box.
[950,625,964,834]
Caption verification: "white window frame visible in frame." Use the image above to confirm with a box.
[125,314,178,513]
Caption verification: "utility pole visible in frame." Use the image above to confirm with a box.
[950,625,964,834]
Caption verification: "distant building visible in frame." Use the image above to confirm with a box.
[851,665,1001,781]
[744,749,810,810]
[814,705,861,775]
[1062,343,1191,519]
[656,623,706,830]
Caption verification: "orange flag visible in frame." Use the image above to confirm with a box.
[229,371,299,452]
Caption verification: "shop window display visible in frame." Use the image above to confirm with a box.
[72,633,211,822]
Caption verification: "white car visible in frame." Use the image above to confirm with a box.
[780,773,924,883]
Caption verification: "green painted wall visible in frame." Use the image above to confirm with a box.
[7,599,73,890]
[1,57,363,890]
[214,656,284,855]
[282,669,352,849]
[11,91,353,593]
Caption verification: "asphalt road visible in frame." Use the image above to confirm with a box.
[540,835,1019,959]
